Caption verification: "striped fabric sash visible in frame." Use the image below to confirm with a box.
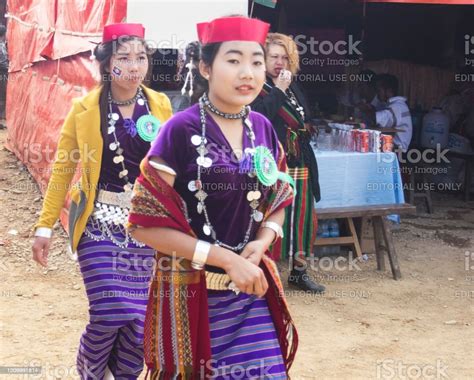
[288,167,309,180]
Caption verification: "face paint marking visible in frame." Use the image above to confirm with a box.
[112,66,122,76]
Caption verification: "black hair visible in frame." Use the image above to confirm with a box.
[190,42,222,103]
[376,73,399,95]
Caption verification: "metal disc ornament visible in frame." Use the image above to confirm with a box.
[203,224,211,236]
[136,115,161,142]
[253,210,264,222]
[191,135,202,146]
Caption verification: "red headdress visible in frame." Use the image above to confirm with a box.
[102,23,145,43]
[197,17,270,45]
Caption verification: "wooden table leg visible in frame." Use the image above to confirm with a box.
[347,217,362,258]
[372,217,386,271]
[376,216,402,280]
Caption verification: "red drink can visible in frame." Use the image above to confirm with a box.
[360,130,369,153]
[382,134,394,152]
[351,130,359,152]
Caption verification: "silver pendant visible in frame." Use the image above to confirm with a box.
[202,157,212,168]
[197,202,203,214]
[244,118,252,128]
[123,183,133,192]
[196,145,208,156]
[108,126,116,134]
[250,199,259,210]
[188,180,197,192]
[109,142,118,151]
[137,98,145,106]
[119,169,128,178]
[196,156,206,166]
[111,113,120,121]
[191,135,202,146]
[113,155,124,164]
[195,190,208,202]
[203,224,211,236]
[246,190,261,202]
[253,210,264,222]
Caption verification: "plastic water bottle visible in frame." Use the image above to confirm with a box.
[328,219,340,237]
[319,221,330,238]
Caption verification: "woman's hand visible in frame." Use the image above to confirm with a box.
[223,254,268,297]
[240,240,267,267]
[32,237,51,267]
[274,69,292,93]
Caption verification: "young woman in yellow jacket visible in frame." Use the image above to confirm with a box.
[31,23,172,379]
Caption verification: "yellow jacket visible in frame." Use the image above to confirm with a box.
[35,85,172,252]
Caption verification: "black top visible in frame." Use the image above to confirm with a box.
[251,78,321,202]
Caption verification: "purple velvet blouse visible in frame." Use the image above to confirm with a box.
[98,102,151,192]
[148,104,283,271]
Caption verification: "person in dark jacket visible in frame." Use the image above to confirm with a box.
[251,33,324,293]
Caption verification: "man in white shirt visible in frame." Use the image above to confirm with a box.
[375,74,413,152]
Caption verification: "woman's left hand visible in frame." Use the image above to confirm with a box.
[240,240,267,267]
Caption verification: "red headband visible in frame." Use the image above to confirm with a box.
[197,17,270,45]
[102,23,145,43]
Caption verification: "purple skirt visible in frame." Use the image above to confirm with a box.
[207,290,288,379]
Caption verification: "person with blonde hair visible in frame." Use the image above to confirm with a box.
[252,32,324,293]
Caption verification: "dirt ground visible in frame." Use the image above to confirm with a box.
[0,127,473,380]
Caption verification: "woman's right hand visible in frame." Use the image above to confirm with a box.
[224,254,268,297]
[32,237,52,267]
[274,69,292,93]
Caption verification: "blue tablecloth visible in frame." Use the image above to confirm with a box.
[313,151,405,209]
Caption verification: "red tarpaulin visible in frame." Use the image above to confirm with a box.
[6,0,127,189]
[5,0,126,230]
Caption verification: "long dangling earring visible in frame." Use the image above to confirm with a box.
[181,50,196,97]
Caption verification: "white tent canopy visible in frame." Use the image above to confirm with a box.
[127,0,249,49]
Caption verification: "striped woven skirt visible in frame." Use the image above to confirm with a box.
[276,166,317,260]
[76,221,155,379]
[207,290,287,379]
